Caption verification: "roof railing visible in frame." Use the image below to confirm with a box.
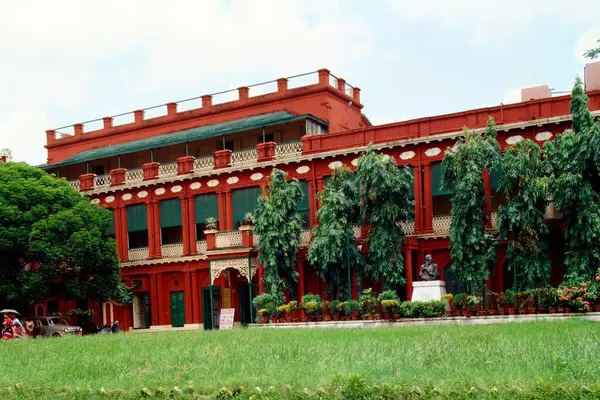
[48,70,360,140]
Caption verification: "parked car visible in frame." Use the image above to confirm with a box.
[30,316,83,338]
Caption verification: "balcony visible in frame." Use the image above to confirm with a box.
[215,231,243,249]
[128,247,149,261]
[161,243,184,258]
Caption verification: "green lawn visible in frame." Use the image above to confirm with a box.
[1,320,599,399]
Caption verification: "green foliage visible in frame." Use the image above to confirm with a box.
[252,293,281,316]
[308,167,362,299]
[0,162,129,308]
[301,293,322,305]
[443,117,500,288]
[254,169,302,295]
[357,147,413,287]
[498,139,550,289]
[343,300,360,315]
[399,300,446,318]
[377,290,397,301]
[358,288,379,315]
[205,217,218,230]
[584,38,600,60]
[380,299,399,312]
[545,77,600,280]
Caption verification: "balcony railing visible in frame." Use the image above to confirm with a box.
[196,240,207,254]
[94,173,111,189]
[128,247,149,261]
[231,148,258,167]
[69,180,80,190]
[161,243,184,258]
[194,156,214,172]
[126,168,144,183]
[158,162,178,178]
[215,230,243,248]
[299,230,311,247]
[432,216,452,234]
[275,141,302,160]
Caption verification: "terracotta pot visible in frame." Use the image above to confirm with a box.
[518,308,528,315]
[506,308,516,315]
[393,313,401,320]
[496,308,504,315]
[462,310,470,317]
[383,312,391,319]
[286,317,293,323]
[594,304,600,312]
[332,314,340,321]
[564,307,571,313]
[548,307,557,314]
[313,315,322,322]
[374,314,382,320]
[323,315,331,322]
[527,308,536,314]
[557,307,565,313]
[488,309,497,316]
[436,312,442,318]
[538,308,548,314]
[351,315,359,321]
[259,315,267,324]
[270,317,277,323]
[367,315,374,320]
[477,310,488,316]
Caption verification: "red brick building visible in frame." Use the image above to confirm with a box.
[39,63,600,330]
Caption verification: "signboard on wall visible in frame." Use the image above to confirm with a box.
[222,288,231,308]
[219,308,235,330]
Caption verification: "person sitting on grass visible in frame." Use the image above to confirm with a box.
[9,313,25,339]
[2,314,14,341]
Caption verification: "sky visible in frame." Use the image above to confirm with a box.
[1,0,599,165]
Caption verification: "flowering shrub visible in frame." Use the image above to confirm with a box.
[303,301,321,315]
[380,299,399,313]
[557,283,596,312]
[359,288,379,316]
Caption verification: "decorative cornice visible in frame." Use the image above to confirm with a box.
[120,254,208,268]
[86,111,600,195]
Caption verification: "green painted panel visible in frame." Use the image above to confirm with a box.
[107,210,115,236]
[490,169,501,190]
[232,186,262,228]
[160,198,182,228]
[195,193,218,223]
[127,204,147,233]
[431,162,453,196]
[170,291,185,328]
[297,180,310,229]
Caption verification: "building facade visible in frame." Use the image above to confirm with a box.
[39,64,600,330]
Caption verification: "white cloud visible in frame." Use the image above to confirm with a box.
[574,26,600,63]
[0,0,372,165]
[386,0,600,46]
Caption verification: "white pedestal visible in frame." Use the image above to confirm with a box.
[411,280,447,302]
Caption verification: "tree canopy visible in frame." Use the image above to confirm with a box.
[254,168,302,296]
[545,77,600,281]
[442,117,500,289]
[584,39,600,60]
[356,148,414,288]
[497,139,550,289]
[0,162,129,310]
[308,166,362,299]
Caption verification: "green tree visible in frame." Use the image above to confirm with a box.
[356,148,413,288]
[308,167,362,299]
[584,39,600,60]
[254,168,302,296]
[0,162,130,310]
[442,117,500,289]
[545,77,600,280]
[497,139,550,289]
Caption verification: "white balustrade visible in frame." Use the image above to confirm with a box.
[400,221,415,235]
[126,168,144,183]
[231,148,257,167]
[215,231,243,248]
[161,243,184,258]
[194,156,214,171]
[128,247,149,261]
[94,173,111,188]
[70,180,81,190]
[299,230,311,247]
[491,212,498,229]
[432,216,452,234]
[196,240,207,254]
[158,162,178,178]
[275,141,302,160]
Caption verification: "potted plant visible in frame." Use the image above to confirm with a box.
[329,300,340,321]
[441,293,454,316]
[453,293,468,317]
[286,301,300,322]
[486,291,498,316]
[242,212,254,227]
[321,301,332,321]
[301,294,322,322]
[503,290,517,315]
[466,295,481,317]
[205,217,218,231]
[380,300,399,319]
[345,300,360,320]
[359,288,379,320]
[495,292,506,315]
[257,308,269,323]
[277,304,291,323]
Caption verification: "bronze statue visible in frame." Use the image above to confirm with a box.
[419,254,439,281]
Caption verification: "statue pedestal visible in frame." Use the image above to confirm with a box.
[412,280,447,302]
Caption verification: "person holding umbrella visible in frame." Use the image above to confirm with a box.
[0,309,24,339]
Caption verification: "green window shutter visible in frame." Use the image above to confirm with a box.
[297,181,310,229]
[127,204,148,233]
[232,186,262,228]
[404,166,415,200]
[490,169,501,191]
[160,198,182,228]
[431,162,453,196]
[195,193,218,223]
[107,210,115,236]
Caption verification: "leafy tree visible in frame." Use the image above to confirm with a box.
[442,117,500,289]
[254,168,302,296]
[308,167,362,299]
[497,139,550,289]
[0,162,130,310]
[545,77,600,280]
[584,39,600,60]
[356,148,413,288]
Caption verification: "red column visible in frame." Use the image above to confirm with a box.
[218,192,226,231]
[317,178,324,209]
[181,196,190,256]
[258,264,264,294]
[184,271,192,325]
[150,273,158,326]
[412,164,422,233]
[116,206,129,262]
[188,197,197,255]
[191,270,201,323]
[405,247,413,301]
[483,170,492,228]
[157,273,164,325]
[225,190,233,231]
[308,180,317,227]
[146,202,155,259]
[422,162,433,233]
[297,258,305,300]
[153,201,162,258]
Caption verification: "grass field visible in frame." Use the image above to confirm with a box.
[0,319,599,399]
